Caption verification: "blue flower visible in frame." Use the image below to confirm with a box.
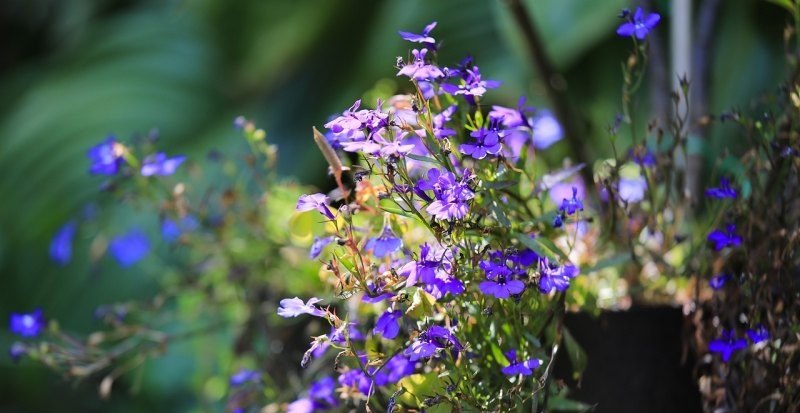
[277,297,326,318]
[538,259,579,294]
[49,220,77,266]
[478,261,525,299]
[229,369,260,387]
[140,153,186,176]
[709,273,731,290]
[9,342,26,362]
[308,376,338,408]
[9,309,46,337]
[161,216,199,243]
[559,187,584,215]
[109,229,150,267]
[365,225,403,258]
[747,325,769,345]
[87,136,125,175]
[616,8,661,40]
[404,326,462,361]
[461,122,503,159]
[309,236,334,259]
[705,178,738,199]
[501,349,542,376]
[399,21,437,49]
[707,224,742,251]
[373,354,415,386]
[708,330,747,362]
[338,368,372,396]
[374,310,403,339]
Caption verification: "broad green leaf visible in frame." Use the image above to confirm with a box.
[515,233,568,262]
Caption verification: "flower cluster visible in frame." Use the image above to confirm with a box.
[278,20,595,412]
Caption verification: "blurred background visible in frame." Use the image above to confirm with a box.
[0,0,788,411]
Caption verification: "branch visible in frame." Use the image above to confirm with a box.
[505,0,594,190]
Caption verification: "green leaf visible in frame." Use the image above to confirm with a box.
[515,233,568,262]
[406,288,437,319]
[406,153,439,164]
[398,372,446,406]
[562,326,587,380]
[764,0,795,13]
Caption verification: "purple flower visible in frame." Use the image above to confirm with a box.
[747,325,769,345]
[461,123,503,159]
[501,349,542,376]
[365,225,403,258]
[531,111,563,149]
[87,136,125,175]
[629,147,656,167]
[140,153,186,176]
[397,48,444,81]
[308,376,338,408]
[709,273,731,290]
[619,177,647,203]
[418,168,475,221]
[374,310,403,339]
[709,330,747,362]
[489,97,534,129]
[432,105,457,139]
[705,178,738,199]
[230,369,261,387]
[707,224,742,251]
[338,369,372,396]
[50,220,77,266]
[161,215,199,243]
[478,262,525,299]
[616,8,661,40]
[277,297,326,318]
[309,236,335,259]
[538,259,579,294]
[286,399,314,413]
[404,325,462,361]
[109,229,150,267]
[441,66,500,104]
[559,187,584,215]
[399,21,438,49]
[9,342,26,362]
[9,309,46,337]
[373,354,415,386]
[296,193,335,220]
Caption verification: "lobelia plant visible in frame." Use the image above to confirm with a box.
[9,3,800,413]
[277,19,606,413]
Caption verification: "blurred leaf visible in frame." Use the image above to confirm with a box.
[562,326,587,380]
[516,233,568,261]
